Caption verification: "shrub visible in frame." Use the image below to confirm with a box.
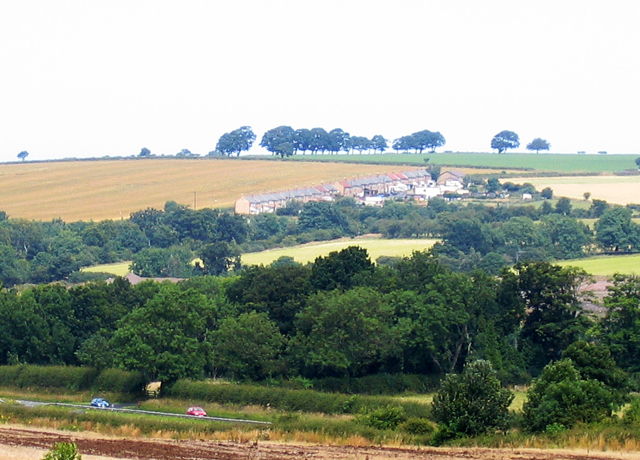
[523,359,617,432]
[431,360,513,437]
[0,365,98,391]
[355,405,406,430]
[399,417,435,435]
[94,368,145,395]
[167,380,430,417]
[43,442,82,460]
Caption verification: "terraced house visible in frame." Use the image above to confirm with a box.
[234,169,465,215]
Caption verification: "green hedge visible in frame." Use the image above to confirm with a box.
[167,380,430,417]
[93,368,146,395]
[0,365,143,395]
[311,373,443,395]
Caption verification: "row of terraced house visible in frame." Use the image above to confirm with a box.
[234,169,467,215]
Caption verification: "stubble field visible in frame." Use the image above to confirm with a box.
[507,176,640,205]
[0,158,413,222]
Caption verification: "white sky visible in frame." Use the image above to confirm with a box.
[1,1,639,161]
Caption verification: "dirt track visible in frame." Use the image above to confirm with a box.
[2,426,640,460]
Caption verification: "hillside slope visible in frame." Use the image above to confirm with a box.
[0,158,407,221]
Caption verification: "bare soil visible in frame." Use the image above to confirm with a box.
[1,425,640,460]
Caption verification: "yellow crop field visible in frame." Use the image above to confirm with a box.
[506,175,640,205]
[0,158,413,221]
[241,237,438,266]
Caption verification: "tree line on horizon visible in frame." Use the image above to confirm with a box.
[129,127,551,159]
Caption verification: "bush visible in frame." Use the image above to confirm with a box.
[523,359,617,432]
[0,365,98,391]
[93,368,145,395]
[43,442,82,460]
[399,417,435,435]
[313,373,442,395]
[431,360,513,437]
[355,405,406,430]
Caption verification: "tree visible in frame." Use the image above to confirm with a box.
[498,262,592,373]
[554,197,572,216]
[298,201,351,233]
[371,135,388,153]
[225,264,311,335]
[216,126,256,156]
[327,128,350,154]
[310,246,374,291]
[540,187,553,199]
[288,287,397,377]
[491,130,520,153]
[260,126,295,157]
[17,150,29,161]
[211,311,285,380]
[523,359,617,432]
[635,157,640,170]
[139,147,151,157]
[431,360,513,437]
[526,138,550,153]
[199,241,241,276]
[598,274,640,372]
[112,285,218,384]
[595,207,640,253]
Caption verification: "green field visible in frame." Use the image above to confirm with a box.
[83,261,130,276]
[281,152,640,174]
[242,238,438,266]
[557,254,640,276]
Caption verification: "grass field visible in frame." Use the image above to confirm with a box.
[0,158,414,222]
[557,254,640,276]
[82,261,130,276]
[242,237,438,266]
[506,175,640,206]
[282,152,640,173]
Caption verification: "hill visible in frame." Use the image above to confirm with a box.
[0,158,412,221]
[284,152,640,173]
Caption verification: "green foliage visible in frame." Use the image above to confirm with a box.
[288,287,396,377]
[211,311,286,380]
[398,417,435,435]
[595,207,640,253]
[526,138,550,153]
[42,442,82,460]
[431,360,513,437]
[491,130,520,153]
[523,359,617,432]
[355,405,406,430]
[93,368,145,395]
[112,284,218,384]
[0,365,143,395]
[0,365,98,391]
[167,379,430,417]
[540,187,553,199]
[312,373,442,395]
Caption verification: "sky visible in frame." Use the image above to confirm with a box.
[1,1,639,162]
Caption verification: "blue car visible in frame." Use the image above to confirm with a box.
[90,398,110,408]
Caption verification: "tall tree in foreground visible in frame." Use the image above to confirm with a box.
[526,138,550,153]
[491,130,520,153]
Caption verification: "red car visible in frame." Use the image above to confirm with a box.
[187,406,207,417]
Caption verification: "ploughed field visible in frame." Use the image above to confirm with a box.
[2,425,639,460]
